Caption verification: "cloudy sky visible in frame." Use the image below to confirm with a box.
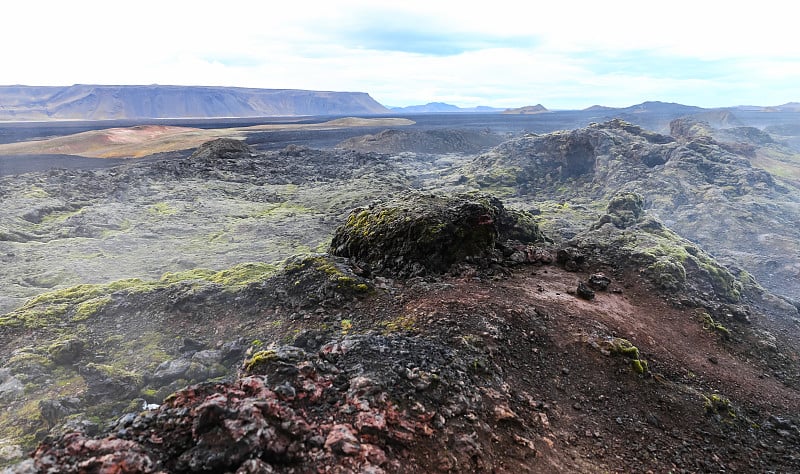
[2,0,798,109]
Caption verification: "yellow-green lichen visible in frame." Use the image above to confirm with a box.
[22,186,49,199]
[704,393,735,418]
[74,296,112,321]
[243,350,278,373]
[381,315,416,334]
[84,363,143,386]
[608,338,648,374]
[344,208,401,238]
[699,311,732,340]
[254,202,313,219]
[0,279,152,328]
[341,319,353,334]
[161,262,279,286]
[148,202,178,216]
[631,358,648,374]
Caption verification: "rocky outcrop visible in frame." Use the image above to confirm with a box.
[329,192,542,277]
[568,191,754,307]
[187,137,254,160]
[464,119,800,300]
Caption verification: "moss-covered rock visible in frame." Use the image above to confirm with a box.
[568,195,751,306]
[188,138,254,160]
[47,339,86,366]
[329,192,542,277]
[602,192,645,229]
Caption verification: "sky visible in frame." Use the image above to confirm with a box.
[2,0,798,109]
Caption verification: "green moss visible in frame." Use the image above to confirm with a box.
[54,375,84,388]
[646,257,687,291]
[243,350,278,373]
[0,303,71,329]
[103,335,125,345]
[474,165,522,193]
[699,311,732,340]
[704,394,735,418]
[39,208,84,224]
[74,296,112,321]
[341,319,353,334]
[85,363,143,386]
[608,338,648,374]
[22,186,49,199]
[7,352,53,372]
[162,262,279,286]
[254,202,313,219]
[0,279,152,328]
[344,207,401,238]
[140,388,159,399]
[631,358,648,374]
[314,238,333,254]
[381,315,416,334]
[336,276,370,293]
[609,338,640,359]
[0,399,43,453]
[286,255,340,275]
[159,268,217,284]
[148,202,177,215]
[285,255,371,294]
[698,261,742,302]
[651,242,691,263]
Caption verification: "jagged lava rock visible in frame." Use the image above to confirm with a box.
[187,137,255,160]
[329,192,542,276]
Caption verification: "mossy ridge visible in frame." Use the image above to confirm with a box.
[0,279,154,329]
[1,263,281,329]
[638,227,744,302]
[590,201,745,303]
[284,255,372,295]
[161,262,279,286]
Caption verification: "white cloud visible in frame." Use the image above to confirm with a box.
[1,0,798,107]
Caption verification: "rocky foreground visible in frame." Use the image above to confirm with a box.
[1,120,800,471]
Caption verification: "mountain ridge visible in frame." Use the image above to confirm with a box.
[0,84,389,120]
[389,102,504,113]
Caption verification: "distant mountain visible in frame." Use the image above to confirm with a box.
[583,105,616,112]
[764,102,800,112]
[583,101,708,133]
[502,104,549,114]
[599,101,705,115]
[0,85,388,120]
[389,102,503,113]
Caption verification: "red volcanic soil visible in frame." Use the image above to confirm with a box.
[23,260,800,472]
